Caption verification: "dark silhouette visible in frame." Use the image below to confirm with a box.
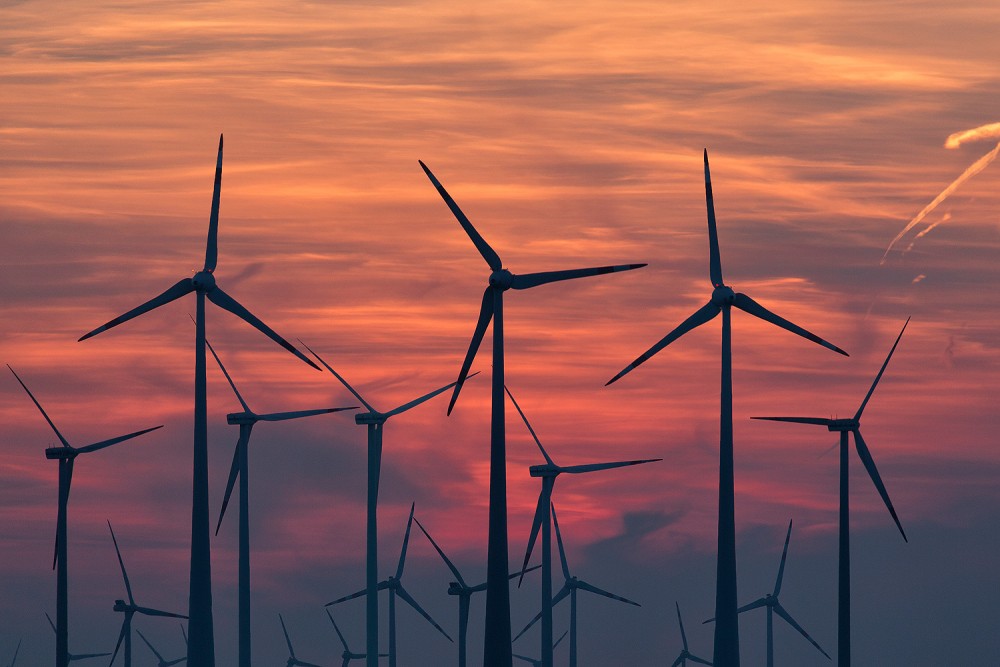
[512,631,567,667]
[135,629,187,667]
[45,614,110,663]
[278,614,322,667]
[5,638,20,667]
[672,602,712,666]
[326,608,389,667]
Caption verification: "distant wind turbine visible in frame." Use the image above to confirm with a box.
[44,614,111,663]
[514,505,641,667]
[278,615,322,667]
[512,631,568,667]
[5,638,21,667]
[78,136,319,667]
[9,366,161,667]
[671,602,712,667]
[753,319,910,666]
[304,344,466,667]
[506,385,659,667]
[607,150,848,667]
[420,160,646,667]
[326,608,388,667]
[135,629,187,667]
[207,340,355,667]
[327,503,453,667]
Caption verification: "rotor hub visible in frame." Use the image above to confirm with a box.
[711,284,735,306]
[489,269,513,290]
[192,270,217,292]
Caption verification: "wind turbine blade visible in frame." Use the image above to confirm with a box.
[855,317,910,421]
[732,293,848,356]
[553,630,568,649]
[751,416,832,426]
[324,608,350,652]
[551,504,571,581]
[383,372,480,418]
[704,149,723,287]
[45,611,56,633]
[448,287,494,415]
[687,653,713,666]
[10,638,21,666]
[510,264,646,290]
[671,656,684,667]
[509,564,541,581]
[676,601,689,650]
[513,610,542,642]
[135,629,166,661]
[575,579,640,606]
[735,597,767,614]
[215,434,245,535]
[298,344,377,413]
[773,519,793,596]
[258,407,356,421]
[518,492,547,587]
[514,586,570,641]
[164,660,187,667]
[107,521,135,605]
[395,584,454,642]
[78,278,194,341]
[418,160,502,270]
[205,338,251,413]
[511,654,536,665]
[396,502,416,579]
[606,300,720,385]
[853,430,907,541]
[325,586,371,606]
[8,366,71,447]
[71,651,112,660]
[204,134,223,273]
[772,602,831,659]
[413,517,467,588]
[206,287,320,370]
[109,621,128,667]
[75,425,163,453]
[279,613,295,657]
[504,385,554,465]
[560,458,661,474]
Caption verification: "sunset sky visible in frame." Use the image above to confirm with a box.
[2,0,999,664]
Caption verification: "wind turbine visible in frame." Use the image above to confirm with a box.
[514,505,641,667]
[304,344,467,667]
[206,340,355,667]
[78,136,319,667]
[419,160,646,667]
[506,385,659,667]
[9,366,162,667]
[606,150,848,666]
[326,608,388,667]
[44,614,111,663]
[135,629,187,667]
[413,515,540,667]
[5,638,20,667]
[752,319,910,666]
[107,521,188,667]
[327,503,453,667]
[705,521,829,666]
[278,615,322,667]
[671,602,712,667]
[512,631,568,667]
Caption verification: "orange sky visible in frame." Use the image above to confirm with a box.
[2,1,1000,664]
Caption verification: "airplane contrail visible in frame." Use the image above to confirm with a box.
[881,122,1000,264]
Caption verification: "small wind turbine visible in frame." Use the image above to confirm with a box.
[304,344,466,667]
[9,366,161,667]
[414,515,540,667]
[506,385,659,667]
[326,608,388,667]
[107,522,187,667]
[327,503,453,667]
[607,150,848,667]
[278,615,322,667]
[44,614,111,663]
[420,160,646,667]
[512,631,568,667]
[135,629,187,667]
[79,136,319,667]
[671,602,712,667]
[5,638,21,667]
[207,340,355,667]
[753,319,910,666]
[514,505,641,667]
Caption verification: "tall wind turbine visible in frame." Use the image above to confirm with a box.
[107,522,187,667]
[9,366,161,667]
[607,150,848,666]
[514,505,641,667]
[414,515,540,667]
[44,614,111,663]
[753,319,910,666]
[304,345,466,667]
[135,629,187,667]
[278,615,322,667]
[327,503,453,667]
[207,340,355,667]
[78,136,319,667]
[419,160,645,667]
[706,521,830,666]
[506,385,659,667]
[672,602,712,667]
[326,608,388,667]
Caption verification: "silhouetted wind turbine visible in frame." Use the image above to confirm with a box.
[9,366,161,667]
[706,520,829,666]
[278,615,322,667]
[5,638,20,667]
[135,629,187,667]
[420,160,645,667]
[78,136,318,667]
[672,602,712,667]
[107,521,187,667]
[512,631,568,667]
[414,515,540,667]
[326,609,388,667]
[753,319,910,667]
[327,503,453,667]
[506,385,659,667]
[45,614,111,663]
[514,505,641,667]
[607,150,848,666]
[207,340,354,667]
[304,344,466,667]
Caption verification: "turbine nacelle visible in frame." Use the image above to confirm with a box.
[45,447,75,460]
[191,271,217,292]
[489,268,514,289]
[227,412,256,426]
[826,418,857,432]
[447,582,465,595]
[711,284,735,306]
[355,412,388,425]
[528,464,560,478]
[113,600,129,611]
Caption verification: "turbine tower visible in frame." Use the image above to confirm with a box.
[607,150,848,666]
[9,366,161,667]
[78,136,319,667]
[420,160,645,667]
[326,608,388,667]
[207,340,355,667]
[671,602,712,667]
[44,614,111,663]
[304,345,466,667]
[753,319,910,666]
[506,385,659,667]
